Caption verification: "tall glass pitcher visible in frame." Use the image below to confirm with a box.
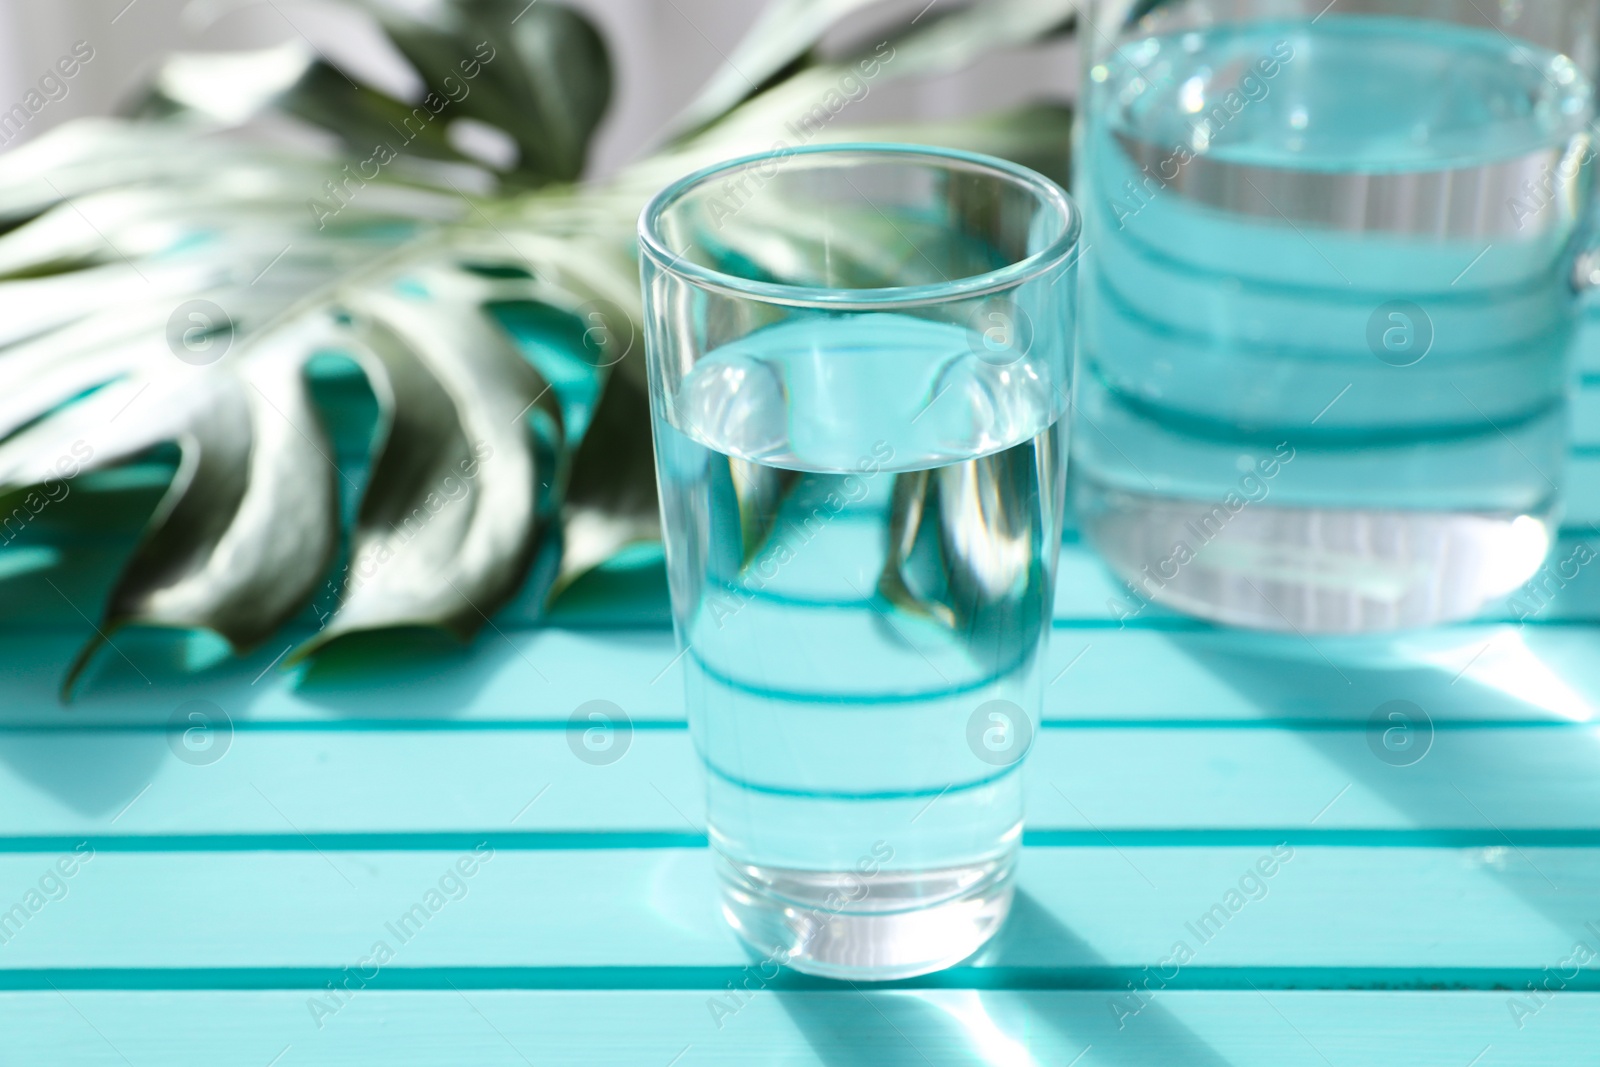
[1075,0,1600,631]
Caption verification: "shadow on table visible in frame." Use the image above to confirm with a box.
[1159,624,1598,725]
[0,729,169,820]
[286,628,496,717]
[1166,625,1600,931]
[0,628,496,820]
[777,891,1235,1066]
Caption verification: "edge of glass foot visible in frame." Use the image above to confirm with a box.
[715,850,1016,981]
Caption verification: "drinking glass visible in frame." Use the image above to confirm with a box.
[638,144,1080,979]
[1076,0,1600,631]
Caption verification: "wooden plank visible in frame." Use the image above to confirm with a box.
[1574,381,1600,446]
[5,990,1593,1066]
[0,726,1596,840]
[4,620,1599,726]
[1,990,1592,1066]
[1564,455,1600,526]
[0,847,1593,980]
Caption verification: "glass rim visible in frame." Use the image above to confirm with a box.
[637,142,1081,310]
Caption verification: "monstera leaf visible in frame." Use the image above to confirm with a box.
[0,0,1077,695]
[668,0,1078,138]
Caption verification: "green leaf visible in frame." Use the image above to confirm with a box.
[130,41,316,126]
[291,265,556,659]
[549,353,658,600]
[669,0,889,135]
[672,0,1079,138]
[0,0,1082,692]
[281,61,475,168]
[355,0,613,182]
[0,323,341,698]
[860,0,1077,80]
[0,122,555,692]
[486,0,611,180]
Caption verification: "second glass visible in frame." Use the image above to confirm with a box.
[1076,0,1599,631]
[639,144,1079,979]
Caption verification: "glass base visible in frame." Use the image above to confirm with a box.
[1078,480,1554,633]
[715,850,1015,981]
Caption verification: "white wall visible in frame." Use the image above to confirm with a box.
[0,0,1072,175]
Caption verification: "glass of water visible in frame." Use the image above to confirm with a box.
[1077,0,1600,630]
[638,144,1079,979]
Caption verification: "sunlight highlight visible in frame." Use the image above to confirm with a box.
[1420,626,1595,722]
[927,990,1048,1067]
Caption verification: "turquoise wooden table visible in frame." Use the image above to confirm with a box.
[4,334,1600,1065]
